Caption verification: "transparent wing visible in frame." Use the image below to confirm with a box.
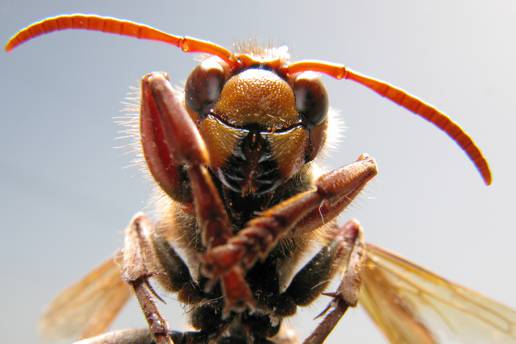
[39,256,132,341]
[360,243,516,344]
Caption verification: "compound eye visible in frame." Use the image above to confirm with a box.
[185,59,226,115]
[294,73,328,128]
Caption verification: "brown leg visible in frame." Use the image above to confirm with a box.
[273,219,363,318]
[140,72,233,248]
[303,219,365,344]
[202,154,376,283]
[140,74,191,203]
[140,72,253,313]
[120,214,173,344]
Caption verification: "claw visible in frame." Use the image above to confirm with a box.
[314,303,333,320]
[220,267,256,317]
[145,280,166,304]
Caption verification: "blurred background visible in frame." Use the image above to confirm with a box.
[1,1,516,343]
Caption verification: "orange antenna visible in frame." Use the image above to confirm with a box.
[4,14,234,66]
[286,60,492,185]
[5,16,491,185]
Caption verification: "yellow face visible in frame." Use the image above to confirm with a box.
[185,57,329,196]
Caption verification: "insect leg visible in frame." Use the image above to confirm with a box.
[202,154,376,280]
[120,214,173,344]
[140,74,191,204]
[273,220,362,318]
[141,72,254,313]
[302,219,365,344]
[141,72,235,247]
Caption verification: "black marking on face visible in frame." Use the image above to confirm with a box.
[218,130,281,196]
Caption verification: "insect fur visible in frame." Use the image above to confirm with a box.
[6,14,516,344]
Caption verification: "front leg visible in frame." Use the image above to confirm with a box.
[140,72,232,248]
[203,154,376,282]
[140,73,254,312]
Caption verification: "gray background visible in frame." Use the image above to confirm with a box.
[1,1,515,343]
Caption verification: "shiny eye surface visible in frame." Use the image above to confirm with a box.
[294,73,328,128]
[185,58,226,115]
